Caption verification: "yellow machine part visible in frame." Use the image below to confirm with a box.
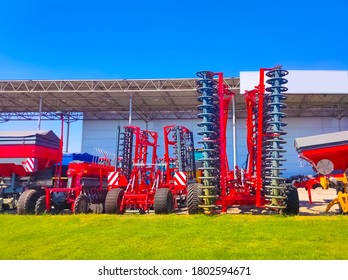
[319,176,329,189]
[320,174,348,190]
[338,192,348,213]
[325,172,348,213]
[325,192,348,213]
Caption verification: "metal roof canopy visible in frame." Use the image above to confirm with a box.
[0,77,347,122]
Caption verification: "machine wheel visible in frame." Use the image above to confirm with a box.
[154,188,173,214]
[284,184,300,215]
[105,188,124,214]
[73,194,89,214]
[35,195,47,215]
[187,183,203,214]
[17,189,40,215]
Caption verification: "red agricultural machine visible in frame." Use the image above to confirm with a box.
[0,130,61,212]
[187,66,299,215]
[35,157,115,214]
[105,125,196,214]
[294,131,348,213]
[0,125,116,214]
[161,125,197,210]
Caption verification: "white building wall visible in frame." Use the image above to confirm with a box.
[81,116,348,178]
[240,70,348,94]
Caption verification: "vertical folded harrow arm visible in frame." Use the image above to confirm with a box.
[106,125,197,214]
[189,67,299,215]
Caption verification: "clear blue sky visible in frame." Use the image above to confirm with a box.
[0,0,347,151]
[1,0,347,79]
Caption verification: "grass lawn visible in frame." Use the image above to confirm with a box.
[0,214,347,260]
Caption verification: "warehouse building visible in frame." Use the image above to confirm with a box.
[1,70,347,178]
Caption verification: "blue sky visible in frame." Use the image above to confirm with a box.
[0,0,347,151]
[1,0,347,79]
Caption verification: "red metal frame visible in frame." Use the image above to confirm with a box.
[213,67,281,212]
[108,125,196,213]
[162,125,196,209]
[212,73,234,211]
[163,125,178,186]
[291,175,318,204]
[162,125,193,187]
[246,67,281,206]
[116,126,161,212]
[44,114,115,213]
[45,158,114,212]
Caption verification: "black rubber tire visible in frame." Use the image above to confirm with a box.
[105,188,124,214]
[17,189,40,215]
[284,184,300,215]
[73,194,89,214]
[187,183,203,214]
[154,188,173,214]
[35,195,47,215]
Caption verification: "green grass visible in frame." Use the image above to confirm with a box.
[0,214,347,260]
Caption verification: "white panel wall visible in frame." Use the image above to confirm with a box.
[82,116,348,179]
[240,70,348,94]
[82,120,145,155]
